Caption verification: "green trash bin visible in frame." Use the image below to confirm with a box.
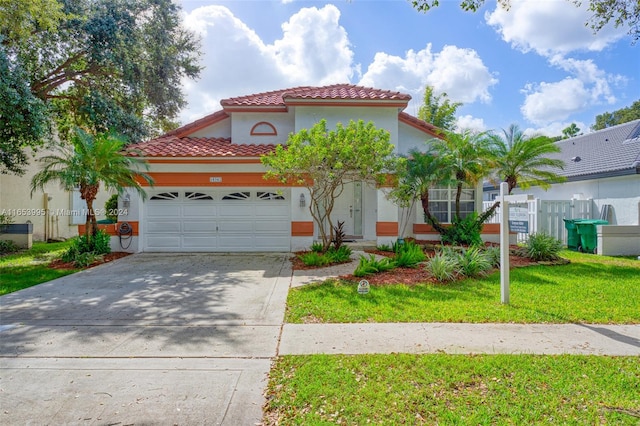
[563,218,586,251]
[574,220,608,254]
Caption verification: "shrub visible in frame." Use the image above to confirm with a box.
[441,213,483,246]
[326,245,352,263]
[298,251,330,267]
[91,229,112,255]
[376,243,393,252]
[332,220,346,250]
[354,254,397,277]
[455,246,492,278]
[393,241,426,268]
[519,233,563,261]
[0,239,19,254]
[73,252,100,268]
[310,241,324,253]
[425,251,459,282]
[484,246,501,268]
[105,194,119,222]
[61,229,111,265]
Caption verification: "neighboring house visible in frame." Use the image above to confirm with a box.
[484,119,640,226]
[0,147,112,242]
[117,84,482,253]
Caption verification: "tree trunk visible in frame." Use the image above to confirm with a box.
[80,183,99,243]
[420,192,446,234]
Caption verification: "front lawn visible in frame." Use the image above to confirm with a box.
[0,241,77,295]
[286,251,640,324]
[264,354,640,425]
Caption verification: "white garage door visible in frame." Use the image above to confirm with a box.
[144,189,291,252]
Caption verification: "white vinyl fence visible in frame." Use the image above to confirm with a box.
[482,199,594,244]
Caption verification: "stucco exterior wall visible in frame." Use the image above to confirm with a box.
[0,152,112,241]
[230,112,294,145]
[189,117,231,138]
[397,122,438,155]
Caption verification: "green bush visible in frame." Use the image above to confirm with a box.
[310,241,324,253]
[376,243,393,252]
[519,233,563,261]
[485,246,501,268]
[0,239,19,254]
[425,251,459,282]
[61,229,111,266]
[326,245,352,263]
[354,254,396,277]
[105,194,119,222]
[441,213,483,246]
[298,251,330,267]
[455,246,492,277]
[393,241,426,268]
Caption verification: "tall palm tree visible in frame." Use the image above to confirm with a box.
[434,129,496,219]
[490,124,566,194]
[31,129,153,241]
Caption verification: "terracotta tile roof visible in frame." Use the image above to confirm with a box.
[221,84,411,107]
[128,137,276,158]
[398,112,444,139]
[163,110,229,138]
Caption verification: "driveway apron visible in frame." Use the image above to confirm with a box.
[0,253,291,425]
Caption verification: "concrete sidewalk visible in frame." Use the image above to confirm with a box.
[284,252,640,357]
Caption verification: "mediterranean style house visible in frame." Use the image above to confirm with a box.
[112,84,488,253]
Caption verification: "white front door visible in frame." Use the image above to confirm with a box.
[331,181,363,238]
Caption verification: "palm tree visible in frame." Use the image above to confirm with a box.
[490,124,566,194]
[434,129,496,219]
[31,129,153,242]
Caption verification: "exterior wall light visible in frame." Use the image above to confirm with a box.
[123,193,131,208]
[299,193,306,208]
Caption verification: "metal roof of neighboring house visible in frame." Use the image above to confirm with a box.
[128,137,275,158]
[552,119,640,180]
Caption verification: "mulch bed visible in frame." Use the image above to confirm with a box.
[49,252,132,270]
[292,243,566,286]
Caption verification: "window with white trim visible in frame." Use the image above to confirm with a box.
[428,185,475,223]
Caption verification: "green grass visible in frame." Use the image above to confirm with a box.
[286,251,640,324]
[265,354,640,425]
[0,241,77,295]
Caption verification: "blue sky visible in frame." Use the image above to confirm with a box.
[176,0,639,136]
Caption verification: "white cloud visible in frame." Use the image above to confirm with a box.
[359,43,498,108]
[456,115,487,133]
[485,0,626,56]
[179,5,357,123]
[519,57,621,125]
[524,121,589,138]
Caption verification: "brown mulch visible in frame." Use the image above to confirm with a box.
[292,243,566,286]
[49,252,132,270]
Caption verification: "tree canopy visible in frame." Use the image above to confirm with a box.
[417,86,462,131]
[1,0,201,175]
[562,123,581,139]
[411,0,640,41]
[261,119,398,250]
[592,100,640,130]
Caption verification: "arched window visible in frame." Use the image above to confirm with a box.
[250,122,277,136]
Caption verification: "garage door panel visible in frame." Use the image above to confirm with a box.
[147,204,181,217]
[146,235,182,249]
[182,236,218,248]
[219,236,253,250]
[183,204,216,216]
[260,205,289,216]
[219,221,253,232]
[183,221,217,232]
[218,204,253,217]
[147,221,181,233]
[255,220,289,232]
[254,236,290,250]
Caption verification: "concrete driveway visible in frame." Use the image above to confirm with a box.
[0,253,292,425]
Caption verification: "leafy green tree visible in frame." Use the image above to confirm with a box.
[489,124,566,195]
[262,119,398,251]
[562,123,581,139]
[411,0,640,41]
[3,0,201,174]
[418,86,462,131]
[31,129,153,241]
[592,100,640,130]
[0,45,50,174]
[0,0,65,44]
